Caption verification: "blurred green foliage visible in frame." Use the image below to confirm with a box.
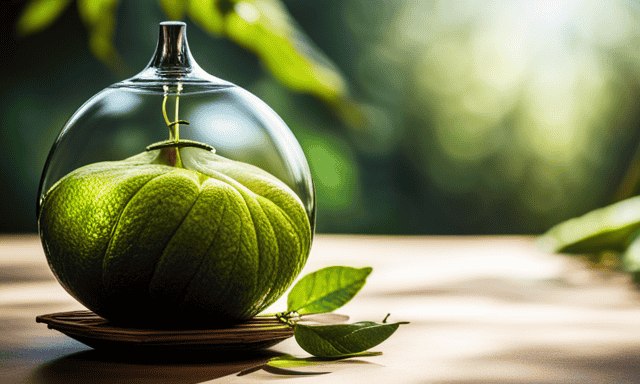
[16,0,73,35]
[539,193,640,283]
[17,0,354,114]
[2,0,640,234]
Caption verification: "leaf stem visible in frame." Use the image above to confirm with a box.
[275,311,298,327]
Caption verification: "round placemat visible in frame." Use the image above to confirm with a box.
[36,310,294,353]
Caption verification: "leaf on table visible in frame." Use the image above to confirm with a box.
[267,353,381,368]
[238,352,383,376]
[17,0,73,36]
[237,364,330,376]
[538,196,640,254]
[287,266,372,315]
[294,320,408,358]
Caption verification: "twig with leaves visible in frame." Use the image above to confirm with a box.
[240,265,408,376]
[272,266,409,358]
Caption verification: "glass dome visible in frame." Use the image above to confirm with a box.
[37,21,315,229]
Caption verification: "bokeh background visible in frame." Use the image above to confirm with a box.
[1,0,640,235]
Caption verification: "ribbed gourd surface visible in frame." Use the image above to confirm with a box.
[39,147,311,328]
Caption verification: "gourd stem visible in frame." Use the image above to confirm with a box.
[174,83,183,167]
[161,83,185,168]
[175,83,182,141]
[162,91,171,132]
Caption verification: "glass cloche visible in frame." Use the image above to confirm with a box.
[37,21,315,224]
[36,21,315,328]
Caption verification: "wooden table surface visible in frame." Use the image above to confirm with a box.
[2,234,640,384]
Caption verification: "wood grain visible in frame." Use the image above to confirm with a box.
[36,310,294,352]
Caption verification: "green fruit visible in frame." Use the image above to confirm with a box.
[39,145,311,328]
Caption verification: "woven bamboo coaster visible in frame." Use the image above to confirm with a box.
[36,310,294,353]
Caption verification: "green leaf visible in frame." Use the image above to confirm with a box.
[266,352,381,369]
[538,196,640,254]
[622,231,640,272]
[188,0,224,36]
[159,0,187,20]
[222,0,349,104]
[16,0,73,35]
[287,266,372,315]
[238,352,382,376]
[294,321,408,358]
[77,0,124,71]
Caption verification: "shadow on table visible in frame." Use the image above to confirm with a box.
[380,275,640,308]
[433,345,640,384]
[28,348,282,384]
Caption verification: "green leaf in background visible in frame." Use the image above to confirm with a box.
[622,231,640,272]
[16,0,73,35]
[293,320,407,358]
[77,0,124,72]
[17,0,124,71]
[187,0,224,36]
[287,266,372,315]
[222,0,350,106]
[538,196,640,254]
[16,0,360,130]
[159,0,187,21]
